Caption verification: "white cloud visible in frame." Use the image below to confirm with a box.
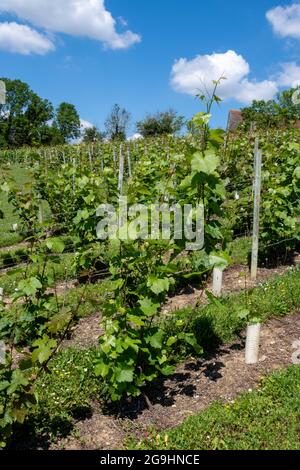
[234,80,278,103]
[0,21,54,55]
[77,119,95,143]
[118,17,128,27]
[266,3,300,39]
[0,0,140,50]
[127,133,143,141]
[171,50,278,104]
[276,62,300,87]
[80,119,94,131]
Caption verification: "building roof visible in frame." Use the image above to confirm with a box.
[227,109,243,131]
[226,109,300,131]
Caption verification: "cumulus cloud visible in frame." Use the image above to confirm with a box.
[276,62,300,87]
[127,133,143,141]
[171,50,278,104]
[80,119,94,131]
[0,21,54,55]
[234,80,278,103]
[266,3,300,39]
[0,0,140,51]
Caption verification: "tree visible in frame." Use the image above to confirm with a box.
[276,88,300,124]
[0,78,54,148]
[137,110,184,137]
[39,125,65,146]
[55,102,81,142]
[82,126,104,143]
[241,87,300,130]
[105,104,130,141]
[241,100,279,129]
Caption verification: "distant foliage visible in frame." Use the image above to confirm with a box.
[82,126,104,143]
[0,78,82,149]
[137,110,184,137]
[241,87,300,130]
[105,104,131,141]
[55,102,81,142]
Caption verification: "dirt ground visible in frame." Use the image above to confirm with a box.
[61,254,300,351]
[55,312,300,450]
[8,252,300,450]
[52,252,300,450]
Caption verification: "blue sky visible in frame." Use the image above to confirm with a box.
[0,0,300,134]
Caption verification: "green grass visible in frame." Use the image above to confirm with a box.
[35,347,100,415]
[0,252,75,295]
[5,266,300,447]
[0,277,114,346]
[132,365,300,450]
[0,164,27,248]
[165,266,300,352]
[0,163,51,249]
[0,246,29,269]
[10,347,101,445]
[228,236,251,265]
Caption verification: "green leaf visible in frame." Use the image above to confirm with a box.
[46,237,65,254]
[94,361,110,378]
[209,251,232,271]
[0,381,10,392]
[111,279,125,290]
[183,270,207,280]
[139,298,160,316]
[293,166,300,180]
[7,370,29,395]
[166,336,178,347]
[115,367,134,383]
[192,112,211,127]
[146,329,164,349]
[46,308,72,334]
[74,209,90,224]
[17,277,42,296]
[148,277,170,295]
[205,224,224,240]
[191,151,219,175]
[179,333,203,355]
[127,314,145,327]
[32,335,57,364]
[237,308,250,320]
[250,317,261,325]
[160,365,175,376]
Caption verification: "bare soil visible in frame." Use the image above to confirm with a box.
[163,254,300,313]
[7,252,300,450]
[59,254,300,351]
[55,313,300,450]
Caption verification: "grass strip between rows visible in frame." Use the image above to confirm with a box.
[130,365,300,450]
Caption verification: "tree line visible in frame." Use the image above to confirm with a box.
[1,77,300,149]
[241,88,300,130]
[0,78,185,148]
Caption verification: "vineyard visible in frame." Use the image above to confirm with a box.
[0,112,300,450]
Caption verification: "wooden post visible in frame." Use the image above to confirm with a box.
[251,139,262,280]
[127,148,132,178]
[118,144,124,195]
[88,147,92,170]
[0,287,3,302]
[72,157,76,190]
[212,267,223,297]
